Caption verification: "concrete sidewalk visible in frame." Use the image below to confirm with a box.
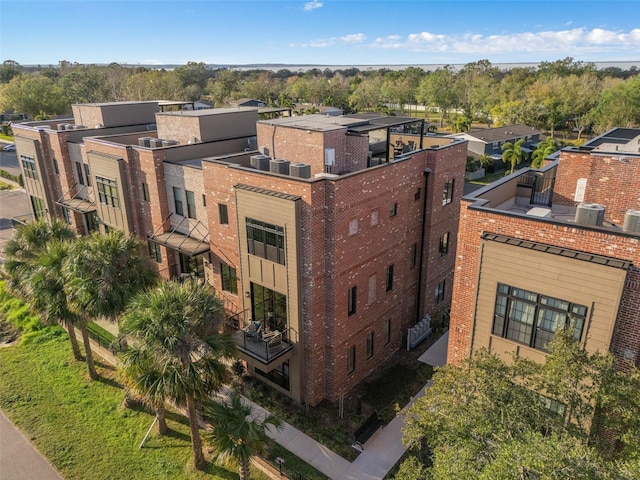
[0,410,64,480]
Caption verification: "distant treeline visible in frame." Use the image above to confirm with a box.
[1,57,639,136]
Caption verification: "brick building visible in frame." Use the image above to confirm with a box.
[448,128,640,375]
[13,103,467,406]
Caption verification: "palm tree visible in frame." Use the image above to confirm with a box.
[478,154,495,173]
[63,230,156,380]
[25,240,82,360]
[3,219,75,295]
[531,137,557,169]
[501,138,526,175]
[204,391,283,480]
[120,280,236,471]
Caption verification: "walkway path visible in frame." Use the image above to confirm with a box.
[0,410,64,480]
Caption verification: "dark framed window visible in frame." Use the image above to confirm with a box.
[220,263,238,294]
[173,187,184,216]
[435,279,446,304]
[348,286,357,316]
[390,202,398,217]
[53,158,60,174]
[30,196,45,220]
[384,319,391,345]
[442,179,455,206]
[251,283,287,331]
[96,176,120,207]
[84,164,91,186]
[492,283,587,352]
[347,345,356,374]
[219,204,229,225]
[21,155,37,180]
[142,182,150,202]
[148,241,162,263]
[61,206,72,225]
[410,243,417,268]
[75,161,85,186]
[186,190,196,218]
[386,264,394,291]
[202,194,207,207]
[256,361,290,391]
[246,218,285,265]
[439,232,450,256]
[414,188,421,200]
[366,331,374,358]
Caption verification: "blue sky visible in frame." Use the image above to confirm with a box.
[2,0,639,66]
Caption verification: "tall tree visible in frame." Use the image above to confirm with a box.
[417,66,459,127]
[0,73,69,117]
[25,240,82,360]
[501,138,526,174]
[399,328,640,479]
[204,391,282,480]
[120,280,236,471]
[63,230,156,380]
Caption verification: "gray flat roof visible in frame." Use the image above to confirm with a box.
[157,107,258,117]
[258,113,421,133]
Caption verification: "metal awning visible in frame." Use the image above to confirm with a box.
[149,231,210,256]
[56,197,96,213]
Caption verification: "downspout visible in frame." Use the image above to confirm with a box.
[415,168,431,322]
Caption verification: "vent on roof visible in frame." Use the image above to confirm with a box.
[138,137,153,147]
[289,162,311,179]
[270,158,290,175]
[574,203,606,226]
[623,209,640,234]
[250,154,270,171]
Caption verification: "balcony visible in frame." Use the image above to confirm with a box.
[226,313,294,371]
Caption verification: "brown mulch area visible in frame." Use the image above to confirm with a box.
[0,318,20,346]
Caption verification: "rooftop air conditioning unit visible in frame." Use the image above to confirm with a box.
[270,158,290,175]
[574,203,605,226]
[289,162,311,179]
[57,123,69,131]
[149,138,164,148]
[162,139,178,147]
[623,209,640,234]
[74,125,86,130]
[138,137,152,147]
[250,154,271,171]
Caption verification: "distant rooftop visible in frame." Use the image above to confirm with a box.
[464,124,541,143]
[258,113,423,133]
[156,107,257,117]
[581,128,640,155]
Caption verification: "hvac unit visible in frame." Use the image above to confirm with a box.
[148,138,164,148]
[138,137,153,147]
[289,162,311,179]
[250,154,271,171]
[74,125,86,130]
[270,158,290,175]
[162,139,178,147]
[574,203,606,226]
[623,209,640,234]
[324,147,336,166]
[57,123,69,131]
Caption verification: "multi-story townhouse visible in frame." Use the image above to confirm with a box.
[448,128,640,376]
[13,103,467,406]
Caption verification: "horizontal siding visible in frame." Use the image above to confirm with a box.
[473,240,627,360]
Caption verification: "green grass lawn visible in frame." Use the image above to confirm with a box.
[0,331,260,480]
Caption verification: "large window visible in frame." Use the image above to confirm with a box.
[439,232,450,256]
[173,187,184,216]
[347,345,356,374]
[76,162,85,186]
[442,180,455,206]
[220,264,238,294]
[148,241,162,263]
[251,283,287,332]
[256,361,290,391]
[348,285,357,316]
[435,279,446,304]
[21,155,37,180]
[386,264,394,291]
[30,196,45,220]
[96,176,119,207]
[186,190,196,218]
[246,218,285,265]
[492,283,587,352]
[219,204,229,224]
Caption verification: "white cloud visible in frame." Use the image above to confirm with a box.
[303,0,323,12]
[297,33,366,48]
[369,27,640,55]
